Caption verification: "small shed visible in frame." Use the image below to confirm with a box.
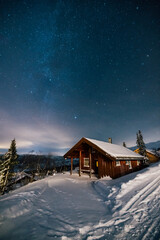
[134,148,159,163]
[64,137,145,179]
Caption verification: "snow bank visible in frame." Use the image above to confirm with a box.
[0,164,160,240]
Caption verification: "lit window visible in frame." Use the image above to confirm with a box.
[137,160,140,166]
[116,160,121,166]
[84,158,89,167]
[126,160,132,169]
[128,161,132,169]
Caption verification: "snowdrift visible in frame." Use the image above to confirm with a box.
[0,163,160,240]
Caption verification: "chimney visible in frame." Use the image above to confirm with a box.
[108,137,112,144]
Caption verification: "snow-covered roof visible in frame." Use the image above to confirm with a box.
[85,138,144,160]
[15,171,32,182]
[146,149,157,156]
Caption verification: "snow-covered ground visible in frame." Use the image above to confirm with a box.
[0,163,160,240]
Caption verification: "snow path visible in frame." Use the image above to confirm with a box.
[0,174,108,240]
[85,163,160,240]
[0,163,160,240]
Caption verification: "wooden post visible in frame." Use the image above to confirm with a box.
[79,150,81,176]
[98,155,101,178]
[112,161,115,178]
[70,157,73,175]
[89,149,92,178]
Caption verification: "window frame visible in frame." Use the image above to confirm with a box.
[137,160,141,166]
[116,160,121,166]
[84,158,90,167]
[125,160,132,169]
[129,160,132,169]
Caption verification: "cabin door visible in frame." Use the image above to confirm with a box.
[95,160,98,174]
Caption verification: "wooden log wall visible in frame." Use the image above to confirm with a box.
[97,153,143,179]
[111,160,142,178]
[147,152,159,163]
[98,154,113,178]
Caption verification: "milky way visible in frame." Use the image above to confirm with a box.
[0,0,160,154]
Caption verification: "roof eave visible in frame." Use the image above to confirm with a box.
[115,157,145,160]
[63,137,86,158]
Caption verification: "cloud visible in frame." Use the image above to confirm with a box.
[0,114,73,153]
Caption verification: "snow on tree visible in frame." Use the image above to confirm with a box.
[0,139,18,194]
[136,130,146,156]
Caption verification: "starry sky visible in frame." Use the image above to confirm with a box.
[0,0,160,155]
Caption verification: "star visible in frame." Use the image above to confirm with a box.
[0,0,159,157]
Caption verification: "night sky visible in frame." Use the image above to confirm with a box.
[0,0,160,155]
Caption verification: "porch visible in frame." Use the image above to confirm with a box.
[66,148,99,178]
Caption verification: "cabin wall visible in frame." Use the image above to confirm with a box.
[80,152,112,177]
[146,152,159,163]
[97,154,143,178]
[98,154,113,178]
[134,149,159,164]
[80,151,96,172]
[112,160,142,178]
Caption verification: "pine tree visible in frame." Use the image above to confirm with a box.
[0,139,18,194]
[136,130,146,156]
[123,142,126,147]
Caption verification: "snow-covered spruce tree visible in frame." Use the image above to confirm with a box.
[136,130,146,156]
[0,139,18,194]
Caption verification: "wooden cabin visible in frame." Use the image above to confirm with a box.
[64,137,145,179]
[134,148,159,163]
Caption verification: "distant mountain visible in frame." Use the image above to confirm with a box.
[28,150,44,155]
[130,140,160,151]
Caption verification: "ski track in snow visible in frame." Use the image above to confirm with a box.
[83,164,160,240]
[0,163,160,240]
